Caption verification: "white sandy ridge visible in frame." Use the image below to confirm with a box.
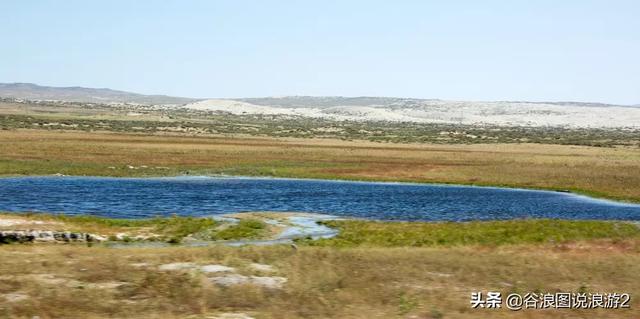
[183,99,640,128]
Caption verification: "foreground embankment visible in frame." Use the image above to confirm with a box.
[1,212,639,318]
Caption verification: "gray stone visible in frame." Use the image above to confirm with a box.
[210,274,287,289]
[158,262,197,271]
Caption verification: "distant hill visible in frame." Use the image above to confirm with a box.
[234,96,438,108]
[0,83,198,105]
[2,83,638,128]
[234,96,629,109]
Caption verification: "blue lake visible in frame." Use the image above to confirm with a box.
[0,176,639,221]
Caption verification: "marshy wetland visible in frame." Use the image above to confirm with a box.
[1,119,639,317]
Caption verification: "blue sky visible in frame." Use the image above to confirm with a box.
[1,1,638,104]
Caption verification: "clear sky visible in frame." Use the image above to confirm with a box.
[1,1,639,104]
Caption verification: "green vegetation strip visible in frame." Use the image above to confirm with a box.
[5,213,267,243]
[6,213,640,247]
[300,219,640,247]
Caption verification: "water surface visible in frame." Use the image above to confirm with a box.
[1,176,639,221]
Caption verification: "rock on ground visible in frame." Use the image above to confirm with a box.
[158,262,197,271]
[209,274,287,289]
[200,265,235,273]
[248,263,275,272]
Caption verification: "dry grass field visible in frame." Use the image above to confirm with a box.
[1,129,639,202]
[1,241,638,319]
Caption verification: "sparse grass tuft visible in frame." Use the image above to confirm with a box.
[212,219,267,240]
[152,215,217,242]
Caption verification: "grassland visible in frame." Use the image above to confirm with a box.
[1,129,639,202]
[1,214,639,318]
[3,245,640,319]
[303,219,640,247]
